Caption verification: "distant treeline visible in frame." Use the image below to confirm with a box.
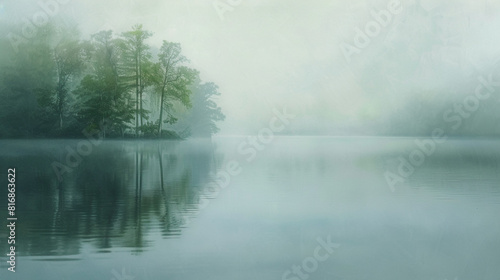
[0,23,224,139]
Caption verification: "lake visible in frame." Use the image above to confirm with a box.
[1,137,500,279]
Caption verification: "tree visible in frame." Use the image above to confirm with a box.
[120,25,152,137]
[76,31,134,138]
[51,39,88,130]
[0,21,225,139]
[154,41,198,137]
[184,81,225,137]
[0,24,56,137]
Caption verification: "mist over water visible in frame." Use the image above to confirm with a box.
[2,0,500,136]
[0,137,499,279]
[1,1,500,279]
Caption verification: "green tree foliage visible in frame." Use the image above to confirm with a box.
[0,22,224,139]
[120,25,153,137]
[0,25,56,137]
[153,41,198,137]
[181,81,225,137]
[52,39,88,130]
[75,31,134,138]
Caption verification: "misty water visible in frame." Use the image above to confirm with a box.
[1,137,500,279]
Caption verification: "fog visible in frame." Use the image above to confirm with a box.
[1,0,500,136]
[2,3,500,278]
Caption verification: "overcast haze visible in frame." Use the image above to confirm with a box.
[3,3,500,278]
[2,0,500,136]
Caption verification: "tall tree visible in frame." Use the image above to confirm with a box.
[120,25,152,137]
[184,81,225,137]
[154,41,198,137]
[52,39,87,130]
[0,21,225,139]
[0,24,56,137]
[76,30,134,138]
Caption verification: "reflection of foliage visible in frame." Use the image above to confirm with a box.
[0,140,217,256]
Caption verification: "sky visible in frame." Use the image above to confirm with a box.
[1,0,500,135]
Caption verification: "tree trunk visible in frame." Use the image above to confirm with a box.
[157,66,169,138]
[102,117,106,139]
[57,85,64,130]
[135,55,139,138]
[140,91,143,128]
[158,86,165,137]
[139,51,143,130]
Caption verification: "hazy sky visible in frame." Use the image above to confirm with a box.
[2,0,500,135]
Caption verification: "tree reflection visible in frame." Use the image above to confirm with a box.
[0,139,218,257]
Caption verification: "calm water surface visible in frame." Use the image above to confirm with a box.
[1,137,500,279]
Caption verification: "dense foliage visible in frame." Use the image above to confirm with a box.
[0,23,224,139]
